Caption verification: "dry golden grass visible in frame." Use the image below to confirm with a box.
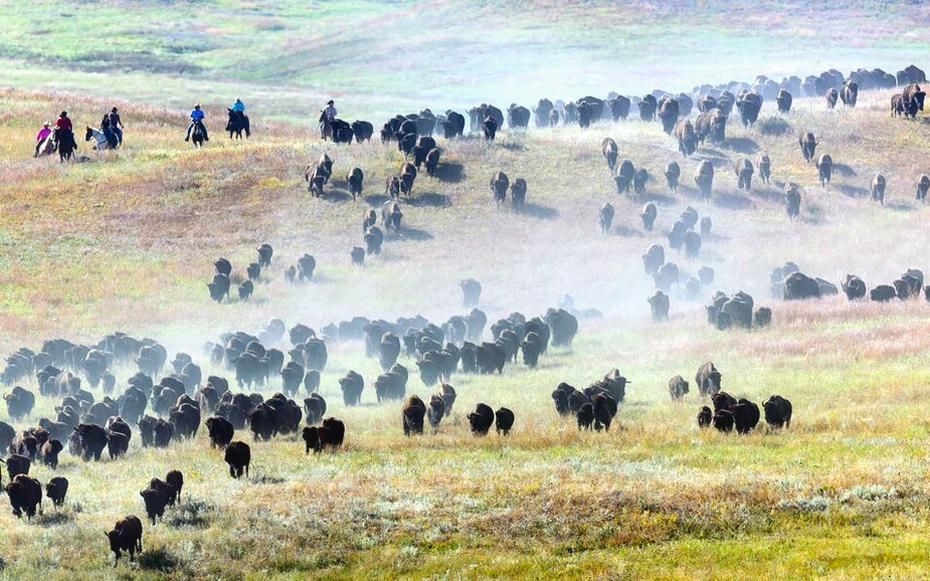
[1,86,930,576]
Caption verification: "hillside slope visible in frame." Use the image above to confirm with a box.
[2,0,930,119]
[1,86,929,349]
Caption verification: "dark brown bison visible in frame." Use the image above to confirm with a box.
[508,104,530,129]
[510,178,527,210]
[615,159,635,194]
[400,162,417,197]
[825,88,838,109]
[816,154,833,187]
[842,274,867,301]
[638,94,657,121]
[385,175,400,200]
[916,174,930,202]
[784,271,821,300]
[695,362,722,397]
[633,169,648,195]
[657,97,679,134]
[871,284,896,302]
[799,132,818,163]
[694,108,727,144]
[763,395,793,428]
[6,473,41,518]
[224,441,251,478]
[46,476,68,507]
[870,173,886,205]
[735,92,762,127]
[467,403,494,436]
[490,171,509,207]
[784,183,801,220]
[534,99,553,127]
[205,416,234,448]
[902,83,926,115]
[668,375,689,400]
[402,395,426,436]
[776,89,792,113]
[674,119,697,156]
[482,116,498,140]
[648,290,669,321]
[735,158,754,191]
[599,203,614,234]
[346,167,364,201]
[352,120,374,142]
[840,81,858,107]
[642,243,665,277]
[424,148,440,177]
[697,405,712,427]
[602,137,618,171]
[495,407,515,435]
[694,160,714,199]
[107,515,143,564]
[607,96,631,121]
[757,153,771,184]
[664,161,680,192]
[641,201,657,231]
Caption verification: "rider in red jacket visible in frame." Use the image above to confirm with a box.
[55,111,72,132]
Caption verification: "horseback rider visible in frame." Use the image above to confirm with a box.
[323,100,337,122]
[185,104,208,141]
[231,98,245,118]
[54,111,74,150]
[99,114,117,148]
[34,122,52,157]
[107,107,123,145]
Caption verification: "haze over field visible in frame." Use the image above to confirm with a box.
[1,1,930,578]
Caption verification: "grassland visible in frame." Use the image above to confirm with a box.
[3,1,930,577]
[2,0,930,119]
[1,83,930,577]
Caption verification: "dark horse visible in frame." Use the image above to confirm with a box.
[54,128,76,162]
[190,122,206,148]
[226,109,250,139]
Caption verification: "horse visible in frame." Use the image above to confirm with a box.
[35,136,56,159]
[226,109,250,139]
[54,129,76,162]
[85,127,115,152]
[190,122,206,147]
[319,112,333,141]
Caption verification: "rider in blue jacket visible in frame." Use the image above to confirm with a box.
[231,98,245,114]
[185,104,208,141]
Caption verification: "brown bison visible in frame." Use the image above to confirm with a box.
[599,203,614,234]
[664,161,680,192]
[784,183,801,220]
[799,132,817,163]
[694,160,714,199]
[602,137,618,171]
[657,97,679,134]
[107,515,143,564]
[816,154,833,187]
[490,172,509,207]
[694,108,727,144]
[825,88,838,109]
[917,174,930,202]
[674,119,697,156]
[776,89,792,113]
[735,158,754,191]
[840,81,858,107]
[757,153,771,184]
[224,441,251,478]
[870,173,886,205]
